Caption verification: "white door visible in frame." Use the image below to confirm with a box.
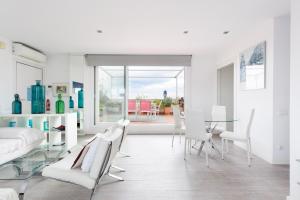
[217,64,234,131]
[16,62,43,100]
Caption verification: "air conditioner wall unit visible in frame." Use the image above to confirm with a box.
[13,42,47,63]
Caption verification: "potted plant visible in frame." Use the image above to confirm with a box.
[162,97,172,115]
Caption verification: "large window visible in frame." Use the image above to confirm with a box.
[128,66,184,99]
[95,66,125,122]
[95,66,184,123]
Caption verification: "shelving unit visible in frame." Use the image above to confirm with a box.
[76,108,84,135]
[0,113,77,150]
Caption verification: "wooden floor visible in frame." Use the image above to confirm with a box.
[1,135,289,200]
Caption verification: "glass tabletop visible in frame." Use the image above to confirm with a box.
[0,144,67,180]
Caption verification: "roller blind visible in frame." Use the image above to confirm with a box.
[85,54,192,66]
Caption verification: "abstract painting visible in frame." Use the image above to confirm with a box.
[240,41,266,90]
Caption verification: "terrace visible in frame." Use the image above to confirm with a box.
[96,66,185,124]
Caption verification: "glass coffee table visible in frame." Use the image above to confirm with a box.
[0,144,67,180]
[0,144,68,199]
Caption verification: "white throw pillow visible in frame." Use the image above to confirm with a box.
[81,137,100,172]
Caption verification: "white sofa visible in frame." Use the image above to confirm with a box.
[0,188,19,200]
[0,128,44,165]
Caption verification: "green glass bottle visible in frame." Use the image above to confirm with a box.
[55,94,65,114]
[12,94,22,114]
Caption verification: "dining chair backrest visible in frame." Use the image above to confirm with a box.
[212,105,227,131]
[140,100,151,111]
[185,109,207,140]
[128,99,136,111]
[246,109,255,138]
[172,105,182,129]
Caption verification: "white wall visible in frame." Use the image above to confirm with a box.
[186,54,217,118]
[216,16,290,164]
[0,36,14,114]
[289,0,300,199]
[217,19,275,163]
[45,54,218,134]
[45,54,70,85]
[273,15,290,164]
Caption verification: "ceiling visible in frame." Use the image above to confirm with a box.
[0,0,290,55]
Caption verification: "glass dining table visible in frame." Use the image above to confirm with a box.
[195,119,239,156]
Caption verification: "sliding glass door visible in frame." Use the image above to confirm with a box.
[95,66,126,122]
[95,65,185,124]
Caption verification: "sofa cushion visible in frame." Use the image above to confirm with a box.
[42,148,96,189]
[71,137,96,169]
[0,188,19,200]
[89,138,111,179]
[81,137,101,172]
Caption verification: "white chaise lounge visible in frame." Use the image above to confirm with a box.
[0,128,44,165]
[42,126,124,200]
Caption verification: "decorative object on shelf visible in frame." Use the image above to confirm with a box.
[69,96,74,109]
[12,94,22,114]
[53,125,66,131]
[27,118,33,128]
[31,80,45,114]
[78,88,84,108]
[46,99,51,112]
[52,83,69,96]
[240,41,266,90]
[43,120,49,131]
[55,93,65,114]
[8,120,17,127]
[0,41,6,49]
[46,85,52,113]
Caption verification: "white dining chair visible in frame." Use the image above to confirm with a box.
[220,109,255,166]
[185,109,212,167]
[171,105,185,147]
[210,105,227,134]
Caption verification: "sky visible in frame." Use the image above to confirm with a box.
[98,66,185,99]
[129,76,184,99]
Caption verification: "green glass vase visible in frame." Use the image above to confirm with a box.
[55,94,65,114]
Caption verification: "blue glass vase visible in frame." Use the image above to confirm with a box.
[69,96,74,109]
[78,88,84,108]
[12,94,22,114]
[31,80,45,114]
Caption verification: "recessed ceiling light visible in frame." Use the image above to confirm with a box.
[183,30,189,34]
[223,31,230,35]
[97,30,103,33]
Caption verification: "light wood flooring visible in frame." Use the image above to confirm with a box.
[0,135,289,200]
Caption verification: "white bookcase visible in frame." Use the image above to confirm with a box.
[0,113,77,150]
